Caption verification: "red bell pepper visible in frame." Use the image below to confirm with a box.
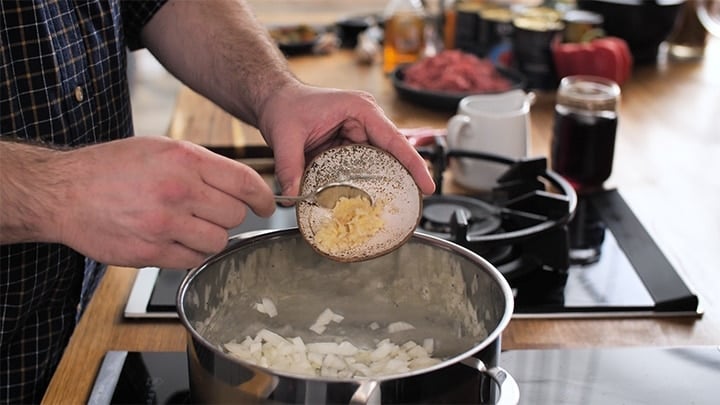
[552,36,633,85]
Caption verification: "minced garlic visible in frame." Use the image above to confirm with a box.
[315,195,384,253]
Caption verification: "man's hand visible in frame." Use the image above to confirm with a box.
[141,0,435,200]
[257,83,436,197]
[0,137,275,269]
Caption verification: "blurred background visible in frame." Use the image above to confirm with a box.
[127,0,719,134]
[126,0,549,134]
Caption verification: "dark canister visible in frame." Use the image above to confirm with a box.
[511,11,564,89]
[477,7,514,63]
[452,2,485,56]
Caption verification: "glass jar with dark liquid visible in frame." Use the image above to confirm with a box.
[551,75,620,192]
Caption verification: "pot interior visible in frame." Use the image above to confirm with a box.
[179,230,512,367]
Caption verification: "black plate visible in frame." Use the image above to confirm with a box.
[268,25,320,56]
[277,40,317,56]
[391,64,527,111]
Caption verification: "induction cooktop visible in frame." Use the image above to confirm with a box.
[87,346,720,404]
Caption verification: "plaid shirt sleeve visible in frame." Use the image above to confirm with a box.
[1,0,166,403]
[122,0,168,50]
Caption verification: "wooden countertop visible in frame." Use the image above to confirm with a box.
[44,37,720,403]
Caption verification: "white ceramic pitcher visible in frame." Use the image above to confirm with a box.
[447,89,534,191]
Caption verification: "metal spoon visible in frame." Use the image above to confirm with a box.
[274,182,372,209]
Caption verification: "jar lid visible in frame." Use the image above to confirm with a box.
[562,9,603,26]
[556,75,621,111]
[481,7,513,23]
[455,2,486,13]
[513,16,564,32]
[517,6,562,21]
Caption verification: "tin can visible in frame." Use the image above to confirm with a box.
[511,13,564,90]
[478,7,514,63]
[453,2,485,57]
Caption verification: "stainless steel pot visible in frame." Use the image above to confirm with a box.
[177,229,518,404]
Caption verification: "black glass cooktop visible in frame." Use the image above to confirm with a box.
[502,346,720,405]
[88,346,720,404]
[88,352,190,404]
[124,189,700,319]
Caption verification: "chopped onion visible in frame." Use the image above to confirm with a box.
[323,353,348,370]
[290,336,306,351]
[262,298,278,318]
[422,338,435,355]
[309,323,327,335]
[226,307,441,378]
[254,297,278,318]
[257,328,288,346]
[306,341,359,356]
[387,321,415,333]
[369,339,396,361]
[224,329,441,378]
[309,307,344,335]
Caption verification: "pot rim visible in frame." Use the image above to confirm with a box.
[176,228,514,383]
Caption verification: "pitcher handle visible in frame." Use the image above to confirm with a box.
[460,357,520,405]
[446,114,471,149]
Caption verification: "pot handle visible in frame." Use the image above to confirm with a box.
[349,380,381,405]
[460,357,520,405]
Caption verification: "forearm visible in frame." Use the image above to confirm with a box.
[0,141,70,244]
[141,0,297,127]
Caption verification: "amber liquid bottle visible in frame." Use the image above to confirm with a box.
[383,0,426,73]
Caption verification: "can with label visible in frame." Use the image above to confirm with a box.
[512,12,564,89]
[478,7,514,64]
[453,2,484,57]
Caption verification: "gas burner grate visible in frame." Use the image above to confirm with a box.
[421,195,502,236]
[416,141,577,281]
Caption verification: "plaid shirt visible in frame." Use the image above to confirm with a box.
[1,0,166,402]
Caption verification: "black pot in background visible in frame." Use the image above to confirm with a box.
[577,0,685,64]
[336,15,377,48]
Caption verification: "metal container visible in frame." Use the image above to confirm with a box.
[511,11,565,90]
[452,2,485,56]
[477,7,514,61]
[177,229,517,404]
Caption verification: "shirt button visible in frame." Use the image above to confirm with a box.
[74,86,84,102]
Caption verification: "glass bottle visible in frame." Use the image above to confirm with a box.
[383,0,426,73]
[666,0,708,60]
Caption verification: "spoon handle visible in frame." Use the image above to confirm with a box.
[274,195,311,204]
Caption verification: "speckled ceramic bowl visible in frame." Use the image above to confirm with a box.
[296,144,422,262]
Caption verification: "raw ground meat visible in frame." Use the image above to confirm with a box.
[403,50,512,93]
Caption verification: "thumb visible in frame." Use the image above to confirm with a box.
[273,147,306,197]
